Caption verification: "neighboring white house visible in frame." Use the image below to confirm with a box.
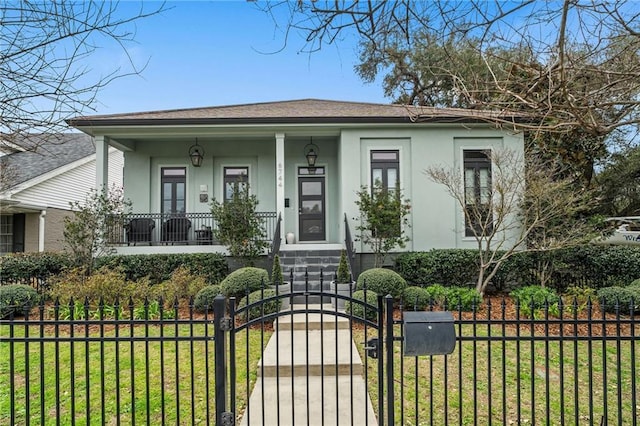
[0,134,123,254]
[67,99,524,258]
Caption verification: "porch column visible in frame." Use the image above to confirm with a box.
[275,133,285,241]
[94,135,109,190]
[38,210,46,252]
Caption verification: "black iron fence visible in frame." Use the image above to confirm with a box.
[104,211,278,246]
[1,290,638,425]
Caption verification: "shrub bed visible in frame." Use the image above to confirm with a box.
[95,253,228,285]
[395,246,640,293]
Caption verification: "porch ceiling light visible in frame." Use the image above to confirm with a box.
[304,139,319,173]
[189,139,204,167]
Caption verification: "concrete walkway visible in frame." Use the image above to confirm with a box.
[239,305,378,426]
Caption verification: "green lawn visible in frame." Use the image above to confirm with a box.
[2,319,638,425]
[354,324,639,425]
[0,322,270,426]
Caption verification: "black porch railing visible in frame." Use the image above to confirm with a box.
[105,211,278,246]
[344,212,358,278]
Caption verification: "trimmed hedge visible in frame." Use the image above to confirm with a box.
[597,286,640,314]
[356,268,407,300]
[193,285,222,312]
[395,246,640,293]
[0,284,39,318]
[95,253,228,285]
[402,286,431,311]
[0,252,72,286]
[220,267,269,301]
[344,290,379,321]
[237,288,281,321]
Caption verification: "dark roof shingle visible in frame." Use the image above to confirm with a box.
[68,98,515,127]
[1,133,94,188]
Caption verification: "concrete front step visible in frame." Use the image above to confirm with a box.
[258,328,363,377]
[276,307,351,331]
[239,375,378,426]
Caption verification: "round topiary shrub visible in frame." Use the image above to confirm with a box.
[0,284,39,318]
[237,288,281,321]
[402,286,431,311]
[597,286,640,314]
[193,285,222,312]
[356,268,407,301]
[220,267,269,301]
[344,289,379,321]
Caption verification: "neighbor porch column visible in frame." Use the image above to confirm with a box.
[94,135,109,190]
[38,210,46,252]
[275,132,285,241]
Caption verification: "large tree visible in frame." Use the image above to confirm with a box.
[1,1,163,151]
[261,1,640,186]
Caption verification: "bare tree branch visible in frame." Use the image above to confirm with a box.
[0,1,165,152]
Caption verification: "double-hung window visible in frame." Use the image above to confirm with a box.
[463,150,492,237]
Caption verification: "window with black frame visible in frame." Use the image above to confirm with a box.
[370,150,399,191]
[223,167,248,202]
[463,150,492,237]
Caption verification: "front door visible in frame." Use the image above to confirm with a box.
[298,175,325,241]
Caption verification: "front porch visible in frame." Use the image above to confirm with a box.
[105,211,278,254]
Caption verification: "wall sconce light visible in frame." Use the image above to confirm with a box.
[189,139,204,167]
[304,139,319,173]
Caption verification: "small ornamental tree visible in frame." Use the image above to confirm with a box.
[336,250,352,283]
[211,183,268,266]
[355,181,411,268]
[271,254,284,285]
[63,185,130,275]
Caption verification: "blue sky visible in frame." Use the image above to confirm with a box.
[92,1,387,115]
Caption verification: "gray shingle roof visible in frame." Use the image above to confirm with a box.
[0,133,94,188]
[68,98,517,127]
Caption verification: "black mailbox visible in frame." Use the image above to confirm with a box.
[403,311,456,356]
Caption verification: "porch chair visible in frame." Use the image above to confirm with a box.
[125,218,156,246]
[162,217,192,244]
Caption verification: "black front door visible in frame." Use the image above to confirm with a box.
[298,176,325,241]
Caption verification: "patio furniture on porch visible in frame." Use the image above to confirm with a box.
[162,217,192,244]
[125,218,155,245]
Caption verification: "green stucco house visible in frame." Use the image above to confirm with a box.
[68,99,524,270]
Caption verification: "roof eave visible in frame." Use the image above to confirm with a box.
[67,115,523,128]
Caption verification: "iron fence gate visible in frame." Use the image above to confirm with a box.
[213,288,390,426]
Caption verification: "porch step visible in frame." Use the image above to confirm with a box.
[257,328,363,377]
[275,306,351,331]
[278,249,344,304]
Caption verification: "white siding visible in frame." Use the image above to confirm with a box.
[12,150,123,210]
